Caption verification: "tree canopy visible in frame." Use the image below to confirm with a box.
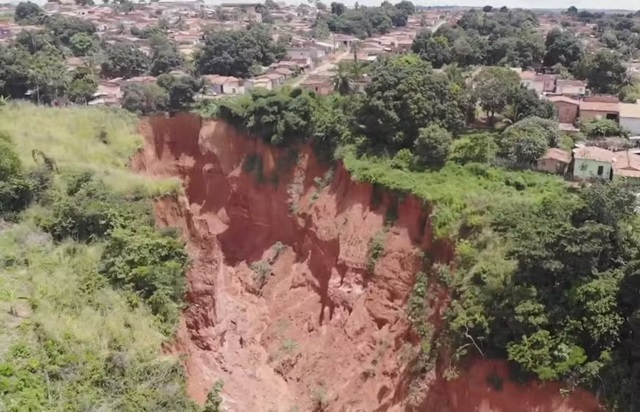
[195,24,285,78]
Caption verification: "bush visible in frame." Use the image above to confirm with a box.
[366,230,386,274]
[0,132,45,218]
[414,125,452,168]
[217,88,317,147]
[100,225,188,331]
[578,118,626,138]
[36,173,152,242]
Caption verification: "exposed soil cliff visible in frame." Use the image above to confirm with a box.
[133,113,601,412]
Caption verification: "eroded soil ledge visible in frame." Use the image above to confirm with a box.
[132,113,601,412]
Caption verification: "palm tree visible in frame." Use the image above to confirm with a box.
[332,63,354,95]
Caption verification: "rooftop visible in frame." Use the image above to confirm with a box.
[619,103,640,119]
[579,101,619,113]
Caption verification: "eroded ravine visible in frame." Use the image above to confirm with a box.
[133,113,602,412]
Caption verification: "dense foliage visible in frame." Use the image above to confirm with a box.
[195,24,286,78]
[315,1,416,38]
[204,49,640,410]
[0,105,194,411]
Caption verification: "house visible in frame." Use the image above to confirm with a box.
[619,103,640,136]
[537,148,571,174]
[520,71,556,95]
[300,76,332,96]
[255,72,285,89]
[556,79,586,96]
[253,78,273,91]
[286,47,325,61]
[613,149,640,180]
[333,34,358,49]
[270,67,295,80]
[548,96,579,124]
[202,75,245,95]
[579,101,620,122]
[572,146,615,180]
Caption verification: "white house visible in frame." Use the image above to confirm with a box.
[619,102,640,136]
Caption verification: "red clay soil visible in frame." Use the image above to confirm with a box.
[133,113,602,412]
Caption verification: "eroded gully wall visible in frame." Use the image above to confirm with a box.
[132,113,601,412]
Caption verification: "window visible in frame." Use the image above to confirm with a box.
[597,165,604,176]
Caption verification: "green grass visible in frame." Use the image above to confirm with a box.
[0,222,196,411]
[0,102,180,196]
[341,147,568,237]
[0,104,194,411]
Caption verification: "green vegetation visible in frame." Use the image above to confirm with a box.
[315,1,415,39]
[0,103,179,196]
[0,104,196,411]
[366,230,386,274]
[194,24,286,78]
[203,380,224,412]
[250,260,272,289]
[206,50,640,410]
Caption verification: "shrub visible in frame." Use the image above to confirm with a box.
[99,225,188,331]
[578,118,626,138]
[366,230,386,274]
[36,174,152,242]
[250,260,272,288]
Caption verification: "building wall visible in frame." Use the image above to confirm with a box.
[537,159,567,174]
[521,80,544,94]
[580,110,610,121]
[574,158,613,180]
[620,117,640,136]
[558,85,585,95]
[554,102,578,124]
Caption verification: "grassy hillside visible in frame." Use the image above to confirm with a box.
[0,103,179,196]
[0,103,196,411]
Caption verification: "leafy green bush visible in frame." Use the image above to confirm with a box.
[578,118,627,138]
[36,173,152,242]
[218,88,318,146]
[100,226,188,332]
[0,132,47,218]
[366,230,386,274]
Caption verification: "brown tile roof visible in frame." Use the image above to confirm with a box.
[541,148,571,163]
[548,96,579,105]
[613,150,640,171]
[557,79,587,87]
[579,101,619,113]
[573,146,616,163]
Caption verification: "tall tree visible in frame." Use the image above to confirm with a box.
[543,28,584,69]
[101,44,149,79]
[357,55,470,150]
[472,66,520,124]
[14,1,44,24]
[579,49,628,94]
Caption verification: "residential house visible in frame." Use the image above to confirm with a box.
[300,76,332,96]
[548,95,579,124]
[537,148,571,174]
[333,34,358,49]
[579,101,620,122]
[556,79,586,96]
[203,75,245,95]
[613,149,640,180]
[255,72,285,89]
[286,47,325,61]
[253,78,273,91]
[572,146,615,180]
[270,67,295,80]
[519,71,556,95]
[619,102,640,136]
